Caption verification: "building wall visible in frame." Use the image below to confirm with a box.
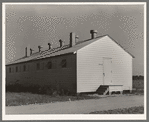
[77,36,132,93]
[6,53,77,93]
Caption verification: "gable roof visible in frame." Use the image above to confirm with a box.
[107,35,135,58]
[6,35,134,66]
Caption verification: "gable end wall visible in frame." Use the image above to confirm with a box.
[77,36,132,93]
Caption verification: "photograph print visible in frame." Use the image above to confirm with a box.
[3,2,146,120]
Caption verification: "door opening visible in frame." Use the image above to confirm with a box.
[103,58,112,85]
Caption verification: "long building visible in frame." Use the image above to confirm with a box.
[6,30,134,94]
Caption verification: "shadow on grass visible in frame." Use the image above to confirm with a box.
[89,106,144,114]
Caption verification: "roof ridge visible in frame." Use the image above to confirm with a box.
[6,35,107,65]
[36,44,70,59]
[76,35,105,45]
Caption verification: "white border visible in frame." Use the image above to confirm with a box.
[2,2,6,120]
[2,2,146,5]
[2,2,147,120]
[144,2,147,119]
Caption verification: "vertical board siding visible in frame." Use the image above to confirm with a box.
[6,53,77,93]
[77,36,132,93]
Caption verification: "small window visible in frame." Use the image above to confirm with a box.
[19,66,21,72]
[37,63,40,70]
[61,59,67,68]
[11,67,14,73]
[47,61,52,69]
[16,66,18,72]
[23,65,26,71]
[9,67,11,73]
[41,62,44,70]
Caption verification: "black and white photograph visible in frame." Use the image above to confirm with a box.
[2,2,146,120]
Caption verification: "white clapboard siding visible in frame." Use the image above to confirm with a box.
[77,36,132,93]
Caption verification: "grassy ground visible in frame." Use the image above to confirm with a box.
[132,89,144,95]
[6,90,143,106]
[89,106,144,114]
[6,92,99,106]
[6,79,144,106]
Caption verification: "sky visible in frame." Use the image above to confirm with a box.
[5,4,144,75]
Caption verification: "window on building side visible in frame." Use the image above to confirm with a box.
[47,61,52,69]
[37,63,40,70]
[61,59,67,68]
[9,67,11,73]
[23,65,26,71]
[16,66,18,72]
[41,62,44,70]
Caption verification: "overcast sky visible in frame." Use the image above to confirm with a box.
[5,4,144,75]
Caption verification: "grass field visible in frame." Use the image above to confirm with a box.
[6,92,99,106]
[89,106,144,114]
[6,79,144,106]
[6,89,143,106]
